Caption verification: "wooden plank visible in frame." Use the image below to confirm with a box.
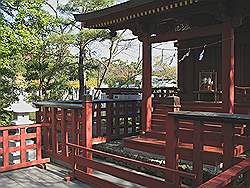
[67,142,196,179]
[75,156,172,188]
[177,128,223,147]
[73,169,122,188]
[0,124,49,131]
[0,144,37,154]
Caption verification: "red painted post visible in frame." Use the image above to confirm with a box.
[82,95,93,174]
[115,103,120,138]
[3,130,9,168]
[165,115,179,186]
[36,108,41,123]
[124,102,129,136]
[132,101,137,134]
[193,121,204,186]
[141,37,152,132]
[246,170,250,187]
[51,107,58,157]
[167,97,181,113]
[43,107,50,155]
[165,96,181,126]
[106,102,113,137]
[61,109,67,158]
[222,123,234,170]
[222,22,235,113]
[96,103,102,137]
[36,126,42,160]
[20,128,26,163]
[72,109,77,144]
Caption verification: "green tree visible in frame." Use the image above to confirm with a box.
[0,0,75,102]
[153,56,177,81]
[58,0,114,99]
[104,60,141,87]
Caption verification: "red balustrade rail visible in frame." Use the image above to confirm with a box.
[199,156,250,188]
[168,111,250,187]
[35,101,84,164]
[0,124,50,172]
[66,142,196,188]
[96,87,179,100]
[92,99,141,142]
[34,98,141,164]
[235,86,250,104]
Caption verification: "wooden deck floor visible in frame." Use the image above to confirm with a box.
[0,163,92,188]
[0,162,145,188]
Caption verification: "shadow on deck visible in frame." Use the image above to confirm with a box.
[0,162,146,188]
[0,163,92,188]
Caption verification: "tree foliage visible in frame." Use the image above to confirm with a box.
[153,56,177,81]
[58,0,115,99]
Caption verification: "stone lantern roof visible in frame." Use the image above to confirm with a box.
[4,95,38,113]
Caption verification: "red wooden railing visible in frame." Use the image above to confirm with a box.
[96,87,179,100]
[66,142,196,188]
[199,156,250,188]
[35,100,85,164]
[92,99,141,141]
[167,111,250,186]
[61,95,196,187]
[235,86,250,104]
[34,97,141,164]
[0,123,50,172]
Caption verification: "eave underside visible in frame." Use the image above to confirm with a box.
[74,0,250,38]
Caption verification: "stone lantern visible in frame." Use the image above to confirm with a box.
[4,95,38,164]
[4,95,38,125]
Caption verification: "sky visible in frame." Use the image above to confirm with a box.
[43,0,177,66]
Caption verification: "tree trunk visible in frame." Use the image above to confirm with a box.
[78,45,85,100]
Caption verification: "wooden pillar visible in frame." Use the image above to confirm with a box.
[222,123,234,170]
[165,115,179,186]
[61,109,68,158]
[82,95,93,174]
[165,96,180,186]
[222,23,235,113]
[193,121,204,186]
[142,37,152,132]
[51,107,58,157]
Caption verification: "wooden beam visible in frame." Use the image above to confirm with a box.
[142,38,152,132]
[222,23,235,113]
[150,23,224,43]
